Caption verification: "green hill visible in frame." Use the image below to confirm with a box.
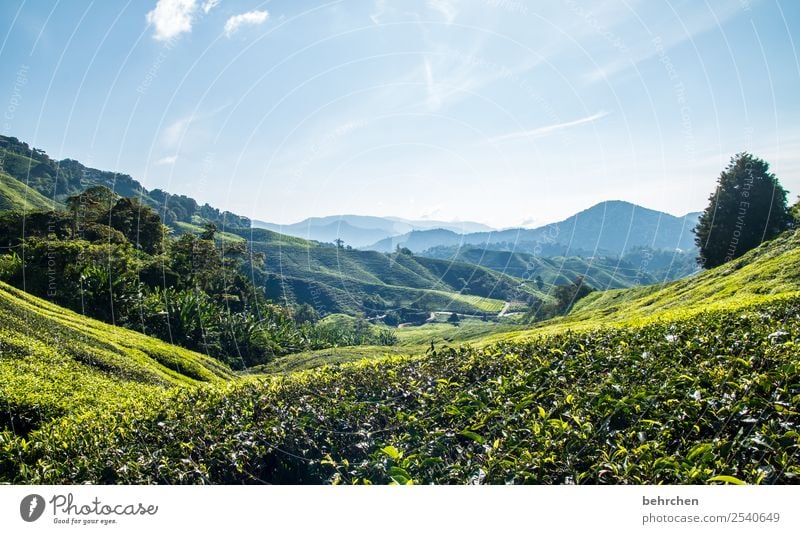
[237,228,546,315]
[421,246,698,290]
[0,171,59,212]
[2,228,799,484]
[0,281,232,444]
[0,135,250,230]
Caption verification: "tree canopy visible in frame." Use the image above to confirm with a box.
[694,153,792,269]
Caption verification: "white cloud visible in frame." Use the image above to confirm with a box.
[162,115,194,147]
[492,111,611,142]
[146,0,198,41]
[427,0,458,24]
[224,10,269,37]
[201,0,219,14]
[155,155,178,165]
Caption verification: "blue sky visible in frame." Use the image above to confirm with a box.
[1,0,798,228]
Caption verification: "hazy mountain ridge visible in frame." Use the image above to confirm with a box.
[367,200,701,256]
[253,214,494,248]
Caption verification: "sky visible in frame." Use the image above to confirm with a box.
[1,0,798,229]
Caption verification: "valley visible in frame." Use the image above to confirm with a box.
[0,136,797,486]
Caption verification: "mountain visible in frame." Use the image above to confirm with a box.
[0,135,250,230]
[367,200,701,256]
[253,214,493,248]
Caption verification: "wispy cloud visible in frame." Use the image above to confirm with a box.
[201,0,219,14]
[492,111,610,142]
[162,115,194,147]
[155,155,178,165]
[146,0,198,41]
[583,1,753,84]
[427,0,458,24]
[224,10,269,37]
[161,103,231,150]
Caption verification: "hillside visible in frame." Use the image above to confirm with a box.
[0,135,249,230]
[6,295,798,484]
[420,246,699,290]
[2,227,799,484]
[0,171,59,212]
[234,228,544,315]
[367,200,700,257]
[0,281,232,443]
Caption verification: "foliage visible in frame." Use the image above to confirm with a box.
[4,296,799,484]
[694,153,792,268]
[523,277,594,323]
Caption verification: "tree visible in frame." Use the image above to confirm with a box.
[293,303,320,325]
[447,312,460,326]
[694,153,792,269]
[200,222,217,241]
[334,238,344,249]
[534,275,544,291]
[105,197,165,254]
[552,276,593,314]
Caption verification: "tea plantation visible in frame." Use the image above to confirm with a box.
[1,232,799,484]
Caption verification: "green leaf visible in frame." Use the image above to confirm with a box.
[707,475,746,485]
[687,443,713,461]
[458,430,486,444]
[381,445,402,461]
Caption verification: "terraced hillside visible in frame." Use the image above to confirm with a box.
[236,228,546,315]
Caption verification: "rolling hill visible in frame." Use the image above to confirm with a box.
[235,227,545,316]
[420,245,699,290]
[0,170,59,212]
[367,200,700,257]
[2,227,798,484]
[0,280,232,442]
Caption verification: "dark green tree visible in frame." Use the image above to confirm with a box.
[534,275,544,291]
[200,222,217,241]
[694,153,792,269]
[447,312,460,326]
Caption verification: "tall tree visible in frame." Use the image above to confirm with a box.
[694,153,792,269]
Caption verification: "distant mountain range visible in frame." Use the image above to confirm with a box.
[252,215,494,248]
[0,134,704,318]
[366,201,701,257]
